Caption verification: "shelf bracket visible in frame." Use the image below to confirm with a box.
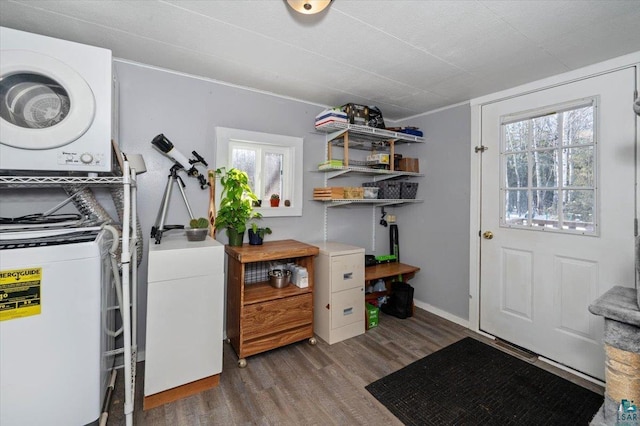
[326,169,351,179]
[326,128,348,143]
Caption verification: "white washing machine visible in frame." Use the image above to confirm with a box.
[0,227,115,426]
[0,27,114,173]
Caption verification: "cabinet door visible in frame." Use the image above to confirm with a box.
[331,254,364,292]
[145,275,219,396]
[331,286,364,329]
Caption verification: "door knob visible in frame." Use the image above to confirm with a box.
[483,231,494,240]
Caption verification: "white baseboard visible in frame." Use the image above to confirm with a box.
[414,299,470,328]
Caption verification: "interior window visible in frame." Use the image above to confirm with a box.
[500,98,597,235]
[229,141,290,203]
[215,127,303,217]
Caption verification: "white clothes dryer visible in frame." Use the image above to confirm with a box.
[0,27,113,173]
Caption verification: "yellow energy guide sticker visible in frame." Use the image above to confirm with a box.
[0,267,42,321]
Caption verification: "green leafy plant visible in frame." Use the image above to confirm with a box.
[214,167,261,234]
[250,221,272,238]
[270,193,280,200]
[189,217,209,229]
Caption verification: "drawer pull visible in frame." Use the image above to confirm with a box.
[343,272,353,280]
[343,307,353,316]
[326,303,330,310]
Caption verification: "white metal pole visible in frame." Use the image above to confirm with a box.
[121,161,134,425]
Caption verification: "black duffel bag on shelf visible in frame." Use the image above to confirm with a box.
[381,281,414,319]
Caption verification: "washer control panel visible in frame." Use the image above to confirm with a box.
[58,151,105,167]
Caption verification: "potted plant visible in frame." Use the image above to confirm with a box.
[248,222,272,245]
[214,167,261,246]
[185,217,209,241]
[270,193,280,207]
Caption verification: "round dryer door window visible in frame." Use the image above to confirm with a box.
[0,50,96,150]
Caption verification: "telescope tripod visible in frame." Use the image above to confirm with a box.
[151,165,195,244]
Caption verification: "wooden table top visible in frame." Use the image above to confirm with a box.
[365,262,420,281]
[224,239,319,263]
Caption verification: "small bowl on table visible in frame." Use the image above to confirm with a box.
[268,269,291,289]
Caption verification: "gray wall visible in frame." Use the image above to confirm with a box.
[394,104,471,321]
[115,60,331,353]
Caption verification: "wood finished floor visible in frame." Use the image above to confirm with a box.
[108,308,603,425]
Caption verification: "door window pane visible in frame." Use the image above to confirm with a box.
[532,189,559,230]
[504,121,529,152]
[532,115,559,149]
[505,153,528,188]
[504,189,529,225]
[563,146,594,187]
[563,106,594,146]
[500,100,596,235]
[532,150,557,187]
[563,190,594,232]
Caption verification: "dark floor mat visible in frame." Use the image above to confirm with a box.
[366,337,602,425]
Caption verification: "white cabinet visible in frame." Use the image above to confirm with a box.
[144,234,224,408]
[313,242,365,344]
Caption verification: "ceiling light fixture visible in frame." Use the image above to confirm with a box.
[286,0,333,15]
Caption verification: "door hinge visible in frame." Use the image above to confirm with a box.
[475,146,488,153]
[635,218,638,237]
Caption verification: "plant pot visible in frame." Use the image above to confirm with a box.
[248,229,263,245]
[185,228,208,242]
[226,228,245,247]
[270,199,280,207]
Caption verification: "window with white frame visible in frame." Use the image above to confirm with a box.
[215,127,303,217]
[500,98,597,235]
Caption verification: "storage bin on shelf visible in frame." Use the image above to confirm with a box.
[363,181,402,199]
[343,187,364,199]
[363,187,379,199]
[398,158,420,173]
[401,182,419,199]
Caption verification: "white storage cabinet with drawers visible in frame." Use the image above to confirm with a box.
[313,242,365,344]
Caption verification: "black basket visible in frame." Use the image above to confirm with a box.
[379,181,402,199]
[363,181,403,199]
[401,182,419,199]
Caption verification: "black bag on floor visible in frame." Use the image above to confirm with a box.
[381,281,414,319]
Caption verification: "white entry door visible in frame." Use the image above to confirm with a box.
[479,67,637,380]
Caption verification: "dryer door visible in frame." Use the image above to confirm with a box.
[0,50,96,150]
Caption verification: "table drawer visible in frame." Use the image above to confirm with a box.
[242,294,312,340]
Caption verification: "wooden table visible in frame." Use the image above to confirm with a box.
[365,262,420,282]
[225,239,319,367]
[365,262,420,305]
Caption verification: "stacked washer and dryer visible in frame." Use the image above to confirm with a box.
[0,27,119,425]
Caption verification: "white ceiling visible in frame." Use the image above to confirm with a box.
[1,0,639,120]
